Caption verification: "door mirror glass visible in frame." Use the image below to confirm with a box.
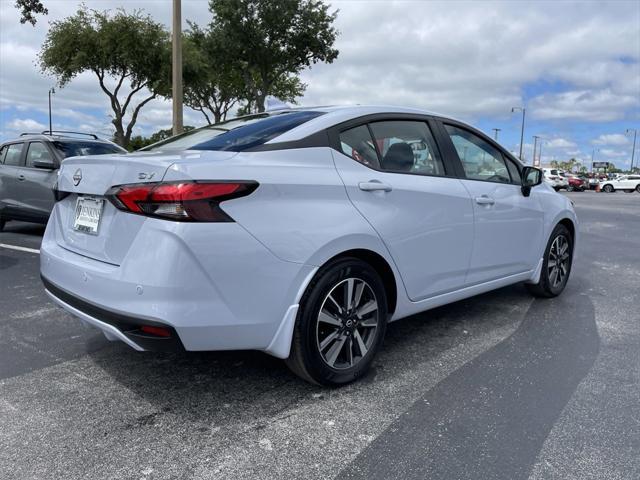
[522,166,542,187]
[32,158,56,170]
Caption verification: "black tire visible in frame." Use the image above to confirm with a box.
[567,185,574,192]
[636,184,640,193]
[0,216,5,232]
[286,257,388,386]
[602,184,614,193]
[526,224,573,298]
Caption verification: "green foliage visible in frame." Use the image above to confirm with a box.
[15,0,48,26]
[182,24,245,124]
[206,0,339,113]
[39,7,171,148]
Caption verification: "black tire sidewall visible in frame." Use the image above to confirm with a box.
[540,224,573,296]
[296,259,388,385]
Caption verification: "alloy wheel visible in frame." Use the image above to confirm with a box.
[548,235,570,288]
[315,278,379,370]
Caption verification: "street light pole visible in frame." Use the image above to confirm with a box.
[511,106,526,162]
[172,0,183,135]
[626,128,637,172]
[492,128,501,141]
[532,135,540,167]
[591,148,599,173]
[48,87,55,134]
[538,141,544,167]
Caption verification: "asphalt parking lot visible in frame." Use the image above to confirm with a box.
[1,191,638,480]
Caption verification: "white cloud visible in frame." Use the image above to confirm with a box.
[529,89,639,122]
[592,133,631,145]
[545,138,577,148]
[600,148,628,158]
[6,118,46,132]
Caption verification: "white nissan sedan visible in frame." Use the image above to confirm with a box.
[41,106,577,385]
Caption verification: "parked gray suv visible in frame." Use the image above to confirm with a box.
[0,131,125,230]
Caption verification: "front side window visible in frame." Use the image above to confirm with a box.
[4,143,24,166]
[370,121,445,175]
[26,142,54,167]
[445,125,511,183]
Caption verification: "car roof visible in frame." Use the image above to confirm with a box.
[265,104,456,143]
[2,133,115,145]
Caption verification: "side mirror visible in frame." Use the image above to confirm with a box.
[521,166,542,197]
[32,158,56,170]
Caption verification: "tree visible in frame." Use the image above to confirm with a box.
[182,25,244,124]
[39,7,170,149]
[207,0,339,113]
[15,0,47,25]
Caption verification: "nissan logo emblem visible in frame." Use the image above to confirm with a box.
[73,169,82,186]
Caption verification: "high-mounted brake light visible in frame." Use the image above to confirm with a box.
[105,181,258,222]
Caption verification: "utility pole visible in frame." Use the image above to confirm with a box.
[172,0,183,135]
[538,140,544,167]
[532,135,540,167]
[626,128,637,172]
[511,106,526,162]
[48,87,55,134]
[492,128,501,141]
[591,148,599,173]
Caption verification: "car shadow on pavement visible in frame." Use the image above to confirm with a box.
[87,282,540,431]
[340,277,600,480]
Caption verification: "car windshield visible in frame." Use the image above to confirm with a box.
[145,110,325,152]
[53,141,125,158]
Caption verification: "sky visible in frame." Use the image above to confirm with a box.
[0,0,639,169]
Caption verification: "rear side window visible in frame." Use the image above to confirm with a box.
[26,142,54,167]
[339,125,380,168]
[150,111,325,152]
[370,121,445,176]
[4,143,24,166]
[53,141,125,158]
[445,125,511,184]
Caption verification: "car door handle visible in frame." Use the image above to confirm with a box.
[17,174,26,181]
[358,181,392,192]
[475,195,495,205]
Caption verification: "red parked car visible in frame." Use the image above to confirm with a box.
[565,175,586,192]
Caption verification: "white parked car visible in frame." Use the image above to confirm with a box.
[542,168,568,191]
[599,175,640,193]
[40,106,578,385]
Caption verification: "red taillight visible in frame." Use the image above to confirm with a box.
[106,181,258,222]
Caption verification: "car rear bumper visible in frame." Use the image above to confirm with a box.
[40,213,315,355]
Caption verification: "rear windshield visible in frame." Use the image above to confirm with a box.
[53,141,125,158]
[146,110,325,152]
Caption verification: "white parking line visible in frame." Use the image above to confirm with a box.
[0,243,40,254]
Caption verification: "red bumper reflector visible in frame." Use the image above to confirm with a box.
[140,325,172,337]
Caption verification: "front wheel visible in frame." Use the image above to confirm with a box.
[526,224,573,298]
[286,258,388,386]
[602,184,614,193]
[636,184,640,193]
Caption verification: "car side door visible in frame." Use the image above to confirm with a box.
[17,141,59,220]
[0,142,26,218]
[437,121,545,284]
[330,116,475,301]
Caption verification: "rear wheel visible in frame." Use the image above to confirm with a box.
[602,184,614,193]
[526,224,573,298]
[286,257,388,386]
